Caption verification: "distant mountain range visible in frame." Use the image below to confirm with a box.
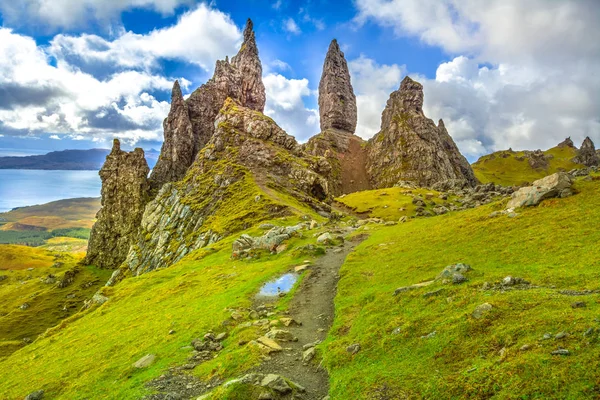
[0,148,159,170]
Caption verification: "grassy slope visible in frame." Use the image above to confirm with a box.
[335,186,460,221]
[0,245,111,359]
[0,197,100,230]
[472,146,583,186]
[323,174,600,399]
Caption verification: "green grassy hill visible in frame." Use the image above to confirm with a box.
[1,172,599,398]
[472,146,584,186]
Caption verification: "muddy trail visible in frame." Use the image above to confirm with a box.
[252,239,360,399]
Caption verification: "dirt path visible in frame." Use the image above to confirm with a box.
[253,239,359,399]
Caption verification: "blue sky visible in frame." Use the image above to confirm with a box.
[0,0,598,161]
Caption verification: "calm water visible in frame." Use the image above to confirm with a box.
[258,273,299,297]
[0,170,101,212]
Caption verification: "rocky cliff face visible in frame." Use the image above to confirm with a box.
[85,139,150,269]
[122,99,331,276]
[149,81,194,190]
[318,39,357,133]
[305,40,369,196]
[185,19,266,160]
[366,76,478,189]
[574,137,599,167]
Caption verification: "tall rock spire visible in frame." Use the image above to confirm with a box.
[366,76,478,189]
[86,139,150,269]
[318,39,357,133]
[149,80,195,191]
[231,19,266,112]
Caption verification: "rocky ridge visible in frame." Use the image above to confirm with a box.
[85,140,150,269]
[574,136,599,167]
[366,76,478,189]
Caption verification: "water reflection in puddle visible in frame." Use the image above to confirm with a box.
[258,273,298,296]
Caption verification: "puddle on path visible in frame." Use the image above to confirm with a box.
[258,273,298,297]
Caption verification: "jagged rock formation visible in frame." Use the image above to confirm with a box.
[85,139,150,269]
[366,76,478,189]
[122,99,331,275]
[507,172,573,209]
[149,81,194,190]
[318,39,357,133]
[305,39,369,196]
[557,137,575,148]
[573,137,599,167]
[185,18,266,159]
[149,19,266,192]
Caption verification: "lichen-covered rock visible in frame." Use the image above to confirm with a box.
[149,80,195,191]
[232,223,308,258]
[573,136,599,167]
[366,76,478,189]
[86,139,150,269]
[318,39,357,133]
[507,172,573,209]
[185,19,266,158]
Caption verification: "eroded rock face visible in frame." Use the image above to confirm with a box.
[507,172,573,209]
[86,139,150,269]
[366,76,478,189]
[123,99,331,275]
[149,81,195,191]
[318,39,357,133]
[557,137,575,148]
[185,19,266,158]
[574,137,599,167]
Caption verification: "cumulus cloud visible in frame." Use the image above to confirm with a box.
[283,18,301,35]
[0,0,193,30]
[48,4,241,73]
[0,5,241,145]
[263,73,319,142]
[355,0,600,158]
[49,135,61,140]
[348,55,405,138]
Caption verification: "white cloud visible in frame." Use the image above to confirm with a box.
[348,55,405,138]
[354,0,600,157]
[283,18,301,35]
[270,59,291,72]
[48,4,241,72]
[49,135,61,140]
[0,4,242,145]
[272,0,283,10]
[263,73,319,142]
[0,0,193,30]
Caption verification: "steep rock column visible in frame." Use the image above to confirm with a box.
[86,139,150,269]
[231,19,266,112]
[149,80,195,191]
[318,39,357,133]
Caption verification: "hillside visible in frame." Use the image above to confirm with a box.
[472,144,584,186]
[0,149,158,170]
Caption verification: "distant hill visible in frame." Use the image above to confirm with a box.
[0,148,158,170]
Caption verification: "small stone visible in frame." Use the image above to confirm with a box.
[551,348,570,356]
[256,337,283,351]
[571,301,586,308]
[421,331,437,339]
[502,276,515,286]
[452,273,467,284]
[25,390,44,400]
[204,332,216,341]
[391,327,402,335]
[346,343,361,354]
[261,374,292,394]
[265,329,295,342]
[542,333,552,340]
[316,232,334,244]
[168,330,176,335]
[520,344,532,351]
[280,317,301,327]
[215,332,228,341]
[231,311,244,320]
[259,223,275,230]
[248,310,259,319]
[555,332,569,340]
[472,303,493,319]
[481,282,491,290]
[583,327,597,337]
[19,303,30,310]
[294,264,310,272]
[258,392,274,400]
[303,347,316,363]
[133,354,156,368]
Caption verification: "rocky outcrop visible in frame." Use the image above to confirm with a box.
[122,99,331,275]
[86,139,150,269]
[557,137,575,148]
[149,81,194,190]
[318,39,357,133]
[304,129,370,195]
[185,19,266,159]
[573,137,599,167]
[507,172,573,209]
[304,39,368,196]
[366,76,478,189]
